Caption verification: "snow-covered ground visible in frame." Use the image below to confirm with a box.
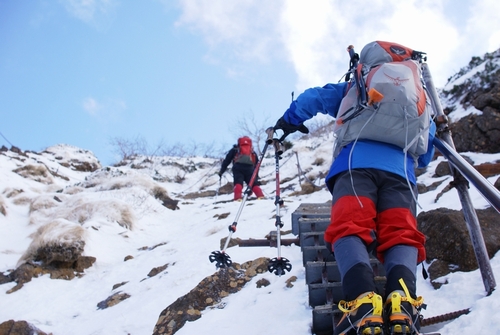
[1,127,500,335]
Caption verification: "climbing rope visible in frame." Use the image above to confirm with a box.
[180,160,221,193]
[179,147,325,196]
[0,130,14,147]
[256,149,324,188]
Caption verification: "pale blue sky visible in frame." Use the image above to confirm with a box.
[1,0,499,165]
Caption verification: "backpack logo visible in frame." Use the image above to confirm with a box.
[384,71,409,86]
[334,41,431,159]
[389,45,407,56]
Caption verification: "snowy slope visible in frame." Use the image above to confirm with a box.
[1,129,500,335]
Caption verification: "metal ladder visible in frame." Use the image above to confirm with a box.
[291,203,386,335]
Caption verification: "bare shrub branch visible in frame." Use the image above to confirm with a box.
[109,136,223,163]
[230,110,271,155]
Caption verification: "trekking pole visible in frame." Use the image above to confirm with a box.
[215,176,221,201]
[421,61,497,295]
[209,132,273,269]
[267,136,292,276]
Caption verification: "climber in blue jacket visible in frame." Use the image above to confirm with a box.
[274,41,436,335]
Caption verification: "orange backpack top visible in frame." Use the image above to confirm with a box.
[333,41,431,159]
[234,136,257,165]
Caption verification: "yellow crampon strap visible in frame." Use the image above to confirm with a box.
[399,278,424,308]
[338,292,383,315]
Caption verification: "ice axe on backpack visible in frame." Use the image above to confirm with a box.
[266,129,292,276]
[209,131,273,269]
[340,45,385,125]
[347,45,368,107]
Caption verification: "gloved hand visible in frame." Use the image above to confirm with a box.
[217,171,222,178]
[274,116,309,135]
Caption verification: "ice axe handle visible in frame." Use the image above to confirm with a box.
[347,45,354,55]
[347,45,358,63]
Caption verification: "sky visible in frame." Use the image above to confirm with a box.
[1,0,500,166]
[1,124,500,334]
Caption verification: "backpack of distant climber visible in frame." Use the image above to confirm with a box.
[333,41,432,159]
[233,136,257,165]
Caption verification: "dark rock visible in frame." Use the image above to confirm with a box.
[35,242,85,266]
[417,180,445,194]
[418,207,500,285]
[256,278,270,288]
[451,111,500,153]
[97,292,131,309]
[152,257,271,335]
[112,281,128,290]
[7,254,95,293]
[148,263,169,277]
[0,320,50,335]
[153,187,179,210]
[137,242,167,252]
[183,190,216,199]
[220,237,242,250]
[49,268,76,280]
[10,146,23,154]
[218,182,234,195]
[10,263,44,286]
[434,161,451,177]
[433,156,474,177]
[447,65,500,153]
[289,182,323,196]
[213,212,230,220]
[74,256,96,272]
[286,276,298,288]
[427,260,451,289]
[0,271,13,285]
[70,160,100,172]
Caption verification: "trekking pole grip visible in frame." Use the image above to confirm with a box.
[265,127,274,145]
[273,139,284,156]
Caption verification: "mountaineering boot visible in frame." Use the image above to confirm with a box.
[252,185,264,198]
[333,244,382,334]
[233,184,243,201]
[384,279,425,335]
[334,291,384,335]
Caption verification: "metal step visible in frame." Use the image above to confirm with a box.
[305,259,385,285]
[300,231,325,248]
[292,202,387,335]
[291,203,331,235]
[308,277,387,307]
[312,304,341,335]
[302,245,332,265]
[296,217,331,235]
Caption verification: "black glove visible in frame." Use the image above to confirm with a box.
[274,116,309,134]
[217,171,222,178]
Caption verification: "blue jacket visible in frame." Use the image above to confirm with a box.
[282,82,436,193]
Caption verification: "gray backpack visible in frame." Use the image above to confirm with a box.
[333,41,431,159]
